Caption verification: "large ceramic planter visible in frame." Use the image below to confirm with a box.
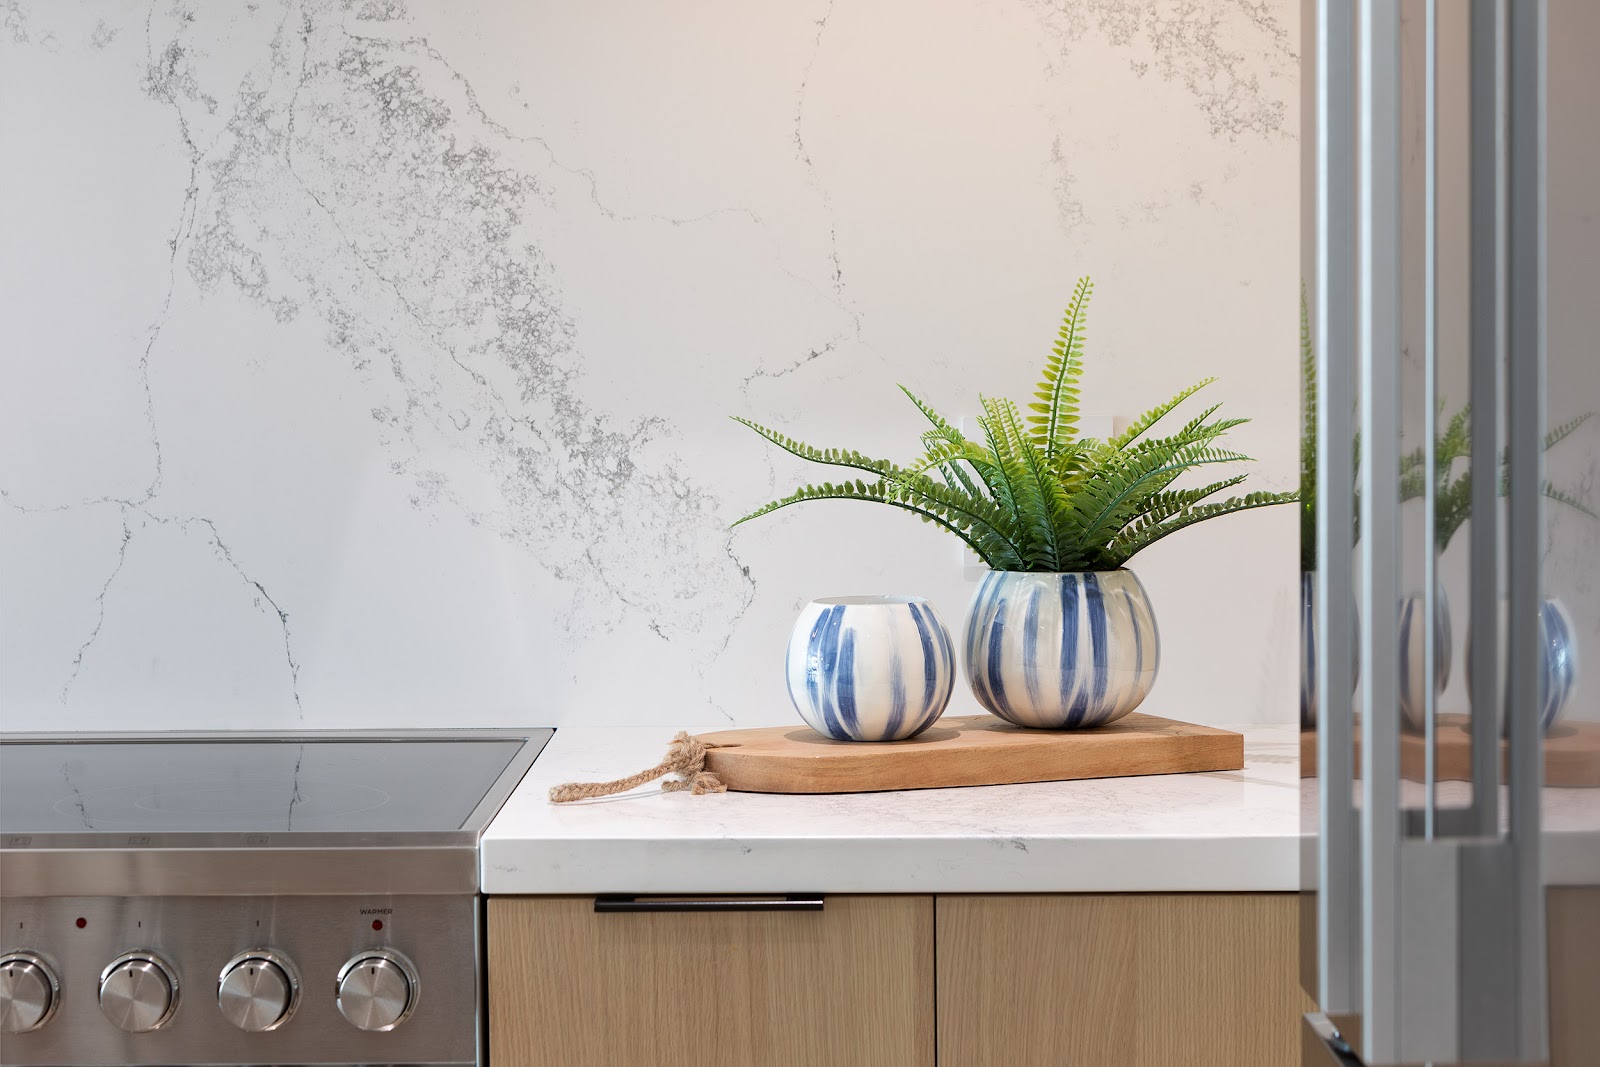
[786,595,956,742]
[963,569,1159,729]
[1398,590,1453,733]
[1465,597,1579,734]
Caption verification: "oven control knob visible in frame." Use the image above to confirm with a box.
[1,951,61,1033]
[218,951,299,1032]
[335,949,419,1031]
[100,951,179,1032]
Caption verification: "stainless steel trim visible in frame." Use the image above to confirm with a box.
[216,948,301,1032]
[1467,0,1503,843]
[1303,1013,1364,1066]
[1357,1,1403,1060]
[1,727,545,742]
[1315,0,1361,1018]
[1421,0,1439,840]
[1504,0,1549,1057]
[1397,841,1459,1060]
[0,845,481,897]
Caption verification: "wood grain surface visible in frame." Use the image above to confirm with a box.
[488,895,934,1067]
[1299,715,1600,787]
[694,712,1244,794]
[936,893,1308,1067]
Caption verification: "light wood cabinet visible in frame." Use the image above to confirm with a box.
[488,895,934,1067]
[935,893,1308,1067]
[1548,886,1600,1065]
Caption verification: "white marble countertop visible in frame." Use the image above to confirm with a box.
[481,723,1305,894]
[483,723,1600,894]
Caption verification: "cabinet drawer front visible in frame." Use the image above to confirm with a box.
[936,893,1305,1067]
[490,895,934,1067]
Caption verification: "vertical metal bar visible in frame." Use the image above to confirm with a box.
[1422,0,1439,840]
[1505,0,1549,1056]
[1316,0,1361,1017]
[1359,0,1403,1059]
[1467,0,1502,840]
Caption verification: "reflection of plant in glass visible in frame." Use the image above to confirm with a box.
[1300,287,1593,570]
[734,277,1297,572]
[1397,406,1594,551]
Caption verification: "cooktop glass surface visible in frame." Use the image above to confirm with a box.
[0,738,526,834]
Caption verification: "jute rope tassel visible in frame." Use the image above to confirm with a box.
[548,732,727,802]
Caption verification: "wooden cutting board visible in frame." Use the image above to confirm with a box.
[1299,714,1600,787]
[695,713,1243,794]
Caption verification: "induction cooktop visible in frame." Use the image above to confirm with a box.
[2,736,529,836]
[0,728,552,1067]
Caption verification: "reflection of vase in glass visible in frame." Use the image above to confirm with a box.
[1300,572,1317,729]
[1300,571,1362,729]
[1465,597,1580,734]
[1398,591,1453,734]
[1386,403,1591,731]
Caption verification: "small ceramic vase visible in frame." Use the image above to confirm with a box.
[786,596,956,742]
[1299,572,1364,730]
[1465,596,1580,735]
[963,569,1158,729]
[1398,590,1453,733]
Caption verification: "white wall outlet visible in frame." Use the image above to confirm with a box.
[953,413,1118,580]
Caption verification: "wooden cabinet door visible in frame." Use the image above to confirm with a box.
[936,894,1306,1067]
[489,895,934,1067]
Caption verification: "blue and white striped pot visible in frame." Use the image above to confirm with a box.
[1299,571,1363,730]
[1300,571,1318,729]
[1398,590,1453,733]
[1465,597,1579,735]
[963,570,1159,729]
[786,596,956,742]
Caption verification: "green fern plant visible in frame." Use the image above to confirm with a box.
[731,277,1297,572]
[1299,286,1594,564]
[1300,290,1324,571]
[1396,405,1594,551]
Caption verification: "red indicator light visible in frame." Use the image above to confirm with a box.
[75,917,87,929]
[372,919,384,931]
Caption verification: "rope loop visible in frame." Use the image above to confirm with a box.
[548,732,726,803]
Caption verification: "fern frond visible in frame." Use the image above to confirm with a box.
[1108,490,1300,565]
[1068,443,1257,555]
[1546,412,1594,452]
[729,417,913,482]
[730,280,1300,572]
[1110,378,1217,451]
[731,478,1027,569]
[1542,480,1599,519]
[900,385,966,446]
[1027,276,1092,457]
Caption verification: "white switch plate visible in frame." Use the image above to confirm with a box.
[953,414,1116,580]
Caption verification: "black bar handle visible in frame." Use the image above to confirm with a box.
[593,894,824,913]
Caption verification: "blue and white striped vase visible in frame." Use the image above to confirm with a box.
[1398,590,1453,733]
[1465,597,1579,735]
[1300,571,1363,729]
[1300,572,1318,729]
[963,570,1159,729]
[786,596,956,742]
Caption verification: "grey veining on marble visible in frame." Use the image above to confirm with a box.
[482,724,1310,893]
[1,1,1307,732]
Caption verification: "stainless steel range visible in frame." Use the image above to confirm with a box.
[0,728,551,1067]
